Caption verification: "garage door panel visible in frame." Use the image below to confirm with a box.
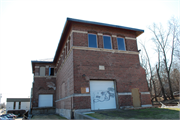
[39,94,53,107]
[90,81,116,110]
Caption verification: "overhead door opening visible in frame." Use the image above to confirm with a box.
[39,94,53,107]
[90,80,116,110]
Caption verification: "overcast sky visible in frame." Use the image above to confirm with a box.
[0,0,179,104]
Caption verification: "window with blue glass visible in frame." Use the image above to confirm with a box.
[103,36,112,49]
[88,34,97,48]
[117,37,126,50]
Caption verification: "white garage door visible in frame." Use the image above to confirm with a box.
[90,81,116,110]
[39,94,53,107]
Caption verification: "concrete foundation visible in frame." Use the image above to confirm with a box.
[32,107,55,115]
[56,108,72,119]
[55,108,92,119]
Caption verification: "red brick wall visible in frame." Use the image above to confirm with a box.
[141,94,152,105]
[72,22,136,38]
[125,39,138,51]
[73,34,137,52]
[73,32,88,47]
[112,37,118,50]
[98,35,103,48]
[73,96,91,109]
[55,51,74,109]
[56,97,72,109]
[73,49,150,107]
[118,95,133,106]
[72,23,138,52]
[32,77,56,107]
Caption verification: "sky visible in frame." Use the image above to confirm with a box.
[0,0,179,104]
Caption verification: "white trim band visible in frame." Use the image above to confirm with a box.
[141,92,150,94]
[118,92,150,95]
[141,104,152,107]
[71,30,88,34]
[35,66,39,68]
[72,46,139,55]
[97,33,103,36]
[55,94,90,102]
[118,92,132,95]
[112,35,117,37]
[125,37,136,40]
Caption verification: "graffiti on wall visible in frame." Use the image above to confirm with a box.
[93,87,115,103]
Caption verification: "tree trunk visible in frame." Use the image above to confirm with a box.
[156,65,167,100]
[152,80,158,101]
[167,71,175,99]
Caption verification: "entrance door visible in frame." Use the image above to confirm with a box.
[39,94,53,107]
[131,88,141,107]
[90,80,116,110]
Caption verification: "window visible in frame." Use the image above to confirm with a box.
[13,102,16,109]
[88,34,97,48]
[19,102,21,109]
[40,67,45,76]
[117,37,126,50]
[49,67,54,76]
[103,36,112,49]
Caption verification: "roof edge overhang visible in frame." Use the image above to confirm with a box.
[67,17,144,34]
[7,98,30,102]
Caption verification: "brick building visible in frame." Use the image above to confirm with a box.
[31,18,151,118]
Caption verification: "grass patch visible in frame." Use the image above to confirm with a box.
[32,114,66,119]
[86,108,180,119]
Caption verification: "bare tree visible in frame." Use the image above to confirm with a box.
[149,17,180,99]
[140,42,158,101]
[156,47,167,100]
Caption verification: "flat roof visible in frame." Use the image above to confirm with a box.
[31,61,53,63]
[7,98,30,102]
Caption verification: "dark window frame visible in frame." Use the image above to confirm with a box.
[117,37,126,51]
[88,34,98,48]
[103,35,112,49]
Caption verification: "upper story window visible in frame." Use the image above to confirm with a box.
[103,36,112,49]
[49,67,54,76]
[117,37,126,50]
[88,34,97,48]
[40,67,45,76]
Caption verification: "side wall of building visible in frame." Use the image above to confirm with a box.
[6,102,30,113]
[55,28,74,119]
[55,50,74,119]
[32,64,56,108]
